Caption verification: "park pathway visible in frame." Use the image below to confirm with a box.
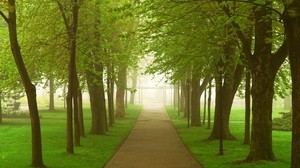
[104,103,203,168]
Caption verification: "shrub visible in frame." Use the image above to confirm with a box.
[1,108,30,118]
[272,112,292,131]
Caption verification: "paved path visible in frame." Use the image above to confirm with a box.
[104,104,202,168]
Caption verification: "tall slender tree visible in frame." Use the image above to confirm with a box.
[0,1,45,167]
[56,0,82,153]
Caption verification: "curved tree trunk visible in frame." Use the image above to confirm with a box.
[283,2,300,167]
[4,1,45,166]
[208,25,244,141]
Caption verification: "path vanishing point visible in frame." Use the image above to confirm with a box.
[104,103,203,168]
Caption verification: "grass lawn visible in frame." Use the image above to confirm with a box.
[0,104,142,168]
[167,106,291,168]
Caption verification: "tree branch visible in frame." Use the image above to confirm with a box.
[56,1,71,34]
[0,10,9,23]
[271,40,288,71]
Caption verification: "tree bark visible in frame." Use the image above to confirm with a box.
[107,64,115,126]
[174,83,179,108]
[191,76,210,126]
[49,76,55,111]
[86,65,106,135]
[115,65,127,118]
[73,78,80,146]
[243,70,251,145]
[208,26,244,141]
[246,3,288,161]
[191,77,201,126]
[4,0,45,166]
[57,0,81,154]
[77,88,85,137]
[129,68,138,104]
[283,1,300,167]
[180,80,186,114]
[207,79,212,129]
[0,92,2,124]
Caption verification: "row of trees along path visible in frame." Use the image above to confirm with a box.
[1,0,300,168]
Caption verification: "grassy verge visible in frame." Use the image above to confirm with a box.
[166,106,291,168]
[0,104,142,168]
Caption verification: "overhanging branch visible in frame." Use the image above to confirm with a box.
[0,10,9,23]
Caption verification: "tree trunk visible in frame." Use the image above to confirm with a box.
[115,65,127,118]
[207,79,212,129]
[77,88,85,137]
[180,80,186,114]
[0,92,2,124]
[243,70,251,145]
[174,83,179,108]
[57,0,81,154]
[283,2,300,167]
[107,64,115,126]
[49,76,55,111]
[186,80,191,127]
[246,3,288,161]
[191,76,210,126]
[73,78,80,146]
[191,77,201,126]
[5,1,45,166]
[66,91,74,154]
[86,66,106,135]
[202,88,206,125]
[208,26,244,141]
[129,68,137,104]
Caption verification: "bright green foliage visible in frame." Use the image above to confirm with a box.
[138,1,243,83]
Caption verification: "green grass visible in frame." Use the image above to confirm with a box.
[0,104,142,168]
[167,106,291,168]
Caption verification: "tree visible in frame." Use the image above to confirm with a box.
[129,68,138,104]
[0,0,45,167]
[56,0,82,153]
[245,2,287,161]
[219,1,287,161]
[283,1,300,167]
